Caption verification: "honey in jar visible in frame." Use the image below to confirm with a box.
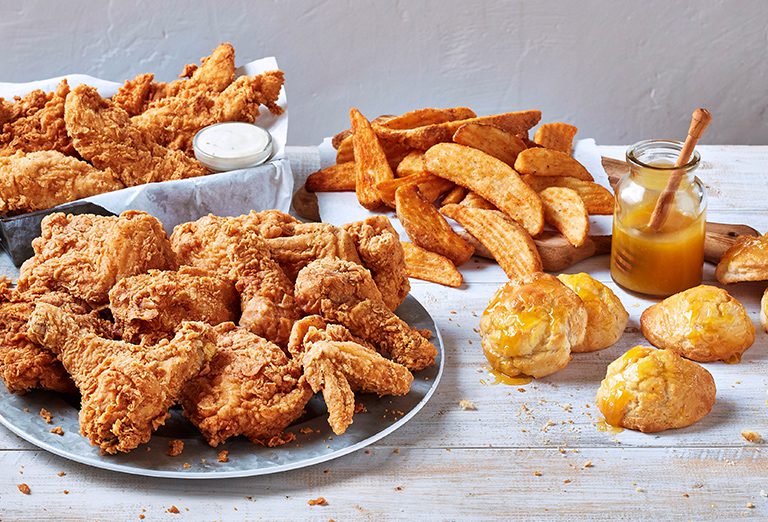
[610,139,706,297]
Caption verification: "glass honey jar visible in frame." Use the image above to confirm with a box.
[610,139,706,297]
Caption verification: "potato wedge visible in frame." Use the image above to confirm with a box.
[333,115,396,148]
[377,174,453,207]
[522,175,614,215]
[402,242,463,287]
[539,187,589,247]
[376,111,542,150]
[533,122,578,153]
[337,132,412,169]
[395,184,474,265]
[396,151,426,177]
[350,108,394,209]
[460,192,496,210]
[441,204,542,279]
[441,186,468,206]
[336,135,354,163]
[424,143,544,236]
[306,162,356,192]
[452,123,527,166]
[379,107,477,130]
[514,147,593,181]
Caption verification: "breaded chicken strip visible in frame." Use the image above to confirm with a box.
[112,73,155,116]
[149,43,236,102]
[0,80,73,157]
[180,322,311,447]
[0,89,52,127]
[294,258,437,371]
[0,150,124,214]
[28,303,214,454]
[19,211,177,306]
[64,84,209,186]
[109,267,239,344]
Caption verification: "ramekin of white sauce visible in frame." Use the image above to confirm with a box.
[193,122,273,172]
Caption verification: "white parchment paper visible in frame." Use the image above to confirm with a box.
[0,57,292,232]
[315,137,614,238]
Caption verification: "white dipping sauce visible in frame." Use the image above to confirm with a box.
[193,122,273,171]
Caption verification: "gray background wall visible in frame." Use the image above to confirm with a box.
[1,0,766,145]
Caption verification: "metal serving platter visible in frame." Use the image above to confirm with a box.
[0,294,443,479]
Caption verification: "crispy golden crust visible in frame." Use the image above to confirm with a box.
[0,80,72,157]
[294,258,437,371]
[596,346,716,433]
[342,216,410,311]
[27,303,213,454]
[180,323,311,447]
[112,73,155,116]
[64,84,209,186]
[557,273,628,353]
[640,285,755,363]
[480,273,586,378]
[0,150,124,214]
[109,267,239,344]
[716,233,768,283]
[19,211,177,305]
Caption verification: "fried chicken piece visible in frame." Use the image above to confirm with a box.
[149,43,236,102]
[287,315,375,359]
[109,267,239,344]
[112,73,155,116]
[0,89,52,127]
[303,341,413,435]
[27,303,214,454]
[64,84,209,187]
[263,222,361,280]
[0,150,124,214]
[716,233,768,283]
[0,80,73,156]
[343,216,410,311]
[19,211,177,305]
[294,258,437,371]
[170,214,299,345]
[0,280,94,394]
[133,70,285,153]
[180,322,312,447]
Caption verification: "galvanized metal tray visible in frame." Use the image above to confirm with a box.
[0,294,443,479]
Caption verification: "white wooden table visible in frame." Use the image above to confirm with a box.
[1,145,767,521]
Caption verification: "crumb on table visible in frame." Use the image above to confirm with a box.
[50,426,64,436]
[167,505,180,514]
[459,399,477,411]
[17,483,30,495]
[741,430,763,443]
[39,408,52,424]
[308,497,328,506]
[217,450,229,463]
[167,439,184,457]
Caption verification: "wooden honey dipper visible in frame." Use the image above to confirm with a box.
[647,108,713,231]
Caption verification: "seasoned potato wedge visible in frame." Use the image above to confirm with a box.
[396,151,427,177]
[452,123,527,166]
[377,174,453,207]
[539,187,589,247]
[379,107,477,130]
[523,175,614,215]
[514,148,593,181]
[306,162,356,192]
[350,108,394,209]
[402,242,463,287]
[533,122,578,153]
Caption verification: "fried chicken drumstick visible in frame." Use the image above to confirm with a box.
[27,303,214,454]
[294,258,437,371]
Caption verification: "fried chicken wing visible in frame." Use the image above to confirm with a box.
[0,150,124,214]
[109,267,239,344]
[287,315,375,359]
[170,214,299,344]
[19,211,177,305]
[0,80,72,156]
[27,303,214,454]
[133,70,285,153]
[64,84,209,186]
[343,216,410,310]
[294,258,437,371]
[180,322,311,447]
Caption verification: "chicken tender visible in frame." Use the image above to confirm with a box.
[170,214,299,345]
[109,267,239,344]
[0,150,124,214]
[64,84,209,187]
[28,303,213,454]
[596,346,716,433]
[180,322,311,447]
[0,80,72,156]
[112,73,155,116]
[18,211,177,305]
[716,233,768,283]
[557,273,628,352]
[480,272,586,378]
[640,285,755,363]
[342,216,410,311]
[294,258,437,371]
